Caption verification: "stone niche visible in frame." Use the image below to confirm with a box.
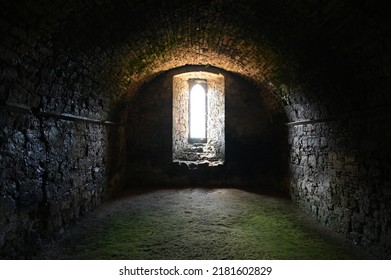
[123,66,288,190]
[172,71,225,166]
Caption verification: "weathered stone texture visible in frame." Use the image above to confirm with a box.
[1,0,391,259]
[289,116,391,257]
[0,109,109,258]
[123,66,287,190]
[173,71,225,166]
[0,20,116,257]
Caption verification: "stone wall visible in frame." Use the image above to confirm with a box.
[285,86,391,258]
[123,66,288,192]
[1,0,390,259]
[0,109,111,258]
[173,71,225,166]
[0,23,118,257]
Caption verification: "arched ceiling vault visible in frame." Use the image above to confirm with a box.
[55,0,294,110]
[2,0,390,113]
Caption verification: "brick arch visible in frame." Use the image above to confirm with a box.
[3,0,389,109]
[115,43,283,110]
[11,0,292,106]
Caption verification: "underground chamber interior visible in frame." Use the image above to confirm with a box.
[1,0,391,259]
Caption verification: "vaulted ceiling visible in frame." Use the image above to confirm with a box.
[2,0,390,115]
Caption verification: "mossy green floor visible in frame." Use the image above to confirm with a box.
[41,188,367,259]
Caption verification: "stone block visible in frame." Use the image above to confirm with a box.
[0,195,16,223]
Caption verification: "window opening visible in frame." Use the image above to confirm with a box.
[172,71,225,166]
[189,80,207,142]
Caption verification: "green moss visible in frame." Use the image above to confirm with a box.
[70,213,165,259]
[230,210,354,259]
[53,189,364,260]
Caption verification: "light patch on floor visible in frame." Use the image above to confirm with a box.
[39,188,368,259]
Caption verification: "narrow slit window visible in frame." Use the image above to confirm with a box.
[172,71,224,166]
[189,80,207,142]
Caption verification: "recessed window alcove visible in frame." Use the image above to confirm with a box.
[172,71,225,166]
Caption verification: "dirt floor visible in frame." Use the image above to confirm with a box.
[39,187,370,259]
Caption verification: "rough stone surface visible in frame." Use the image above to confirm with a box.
[39,188,369,260]
[1,0,391,259]
[122,66,288,191]
[173,71,225,166]
[0,14,117,257]
[289,116,391,258]
[0,109,110,258]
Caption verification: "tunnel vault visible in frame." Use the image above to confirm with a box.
[1,0,391,258]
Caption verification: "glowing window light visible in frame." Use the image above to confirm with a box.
[189,83,207,141]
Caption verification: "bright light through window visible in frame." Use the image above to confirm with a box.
[189,83,207,140]
[172,72,224,165]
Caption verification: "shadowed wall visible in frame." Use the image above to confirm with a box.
[1,0,390,258]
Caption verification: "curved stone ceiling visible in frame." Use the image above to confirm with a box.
[2,0,389,112]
